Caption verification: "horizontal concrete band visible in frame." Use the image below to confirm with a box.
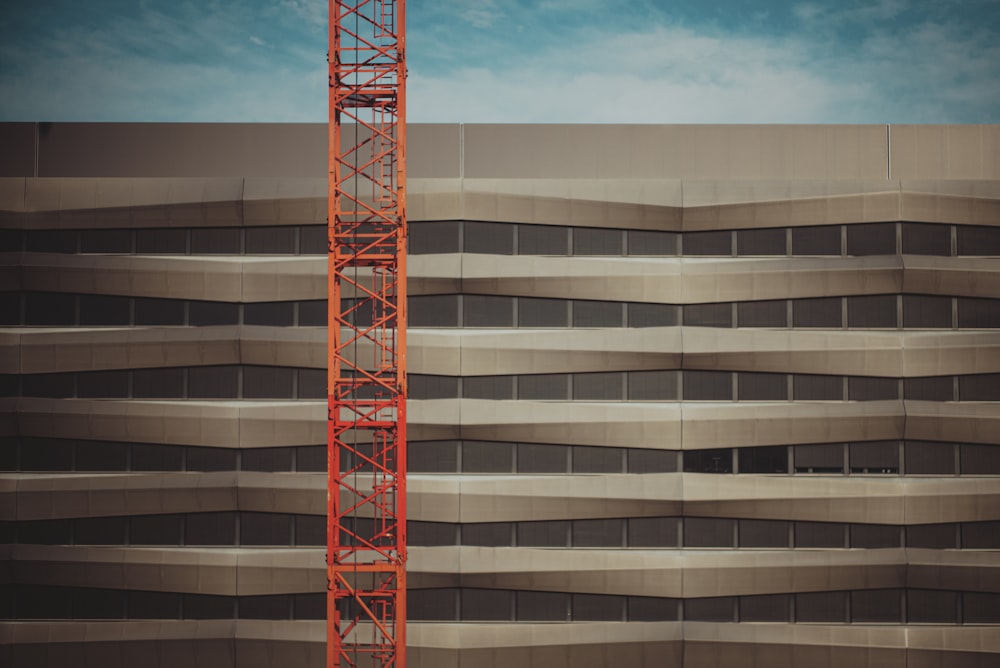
[0,325,325,374]
[412,399,999,449]
[3,544,324,595]
[412,327,1000,377]
[4,326,1000,376]
[1,620,998,668]
[3,174,1000,227]
[408,546,1000,597]
[435,254,1000,302]
[2,397,326,447]
[4,544,998,598]
[5,253,1000,302]
[6,253,328,302]
[3,123,1000,179]
[3,397,998,449]
[3,470,999,524]
[408,472,1000,524]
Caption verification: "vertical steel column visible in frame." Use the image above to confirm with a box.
[328,1,406,667]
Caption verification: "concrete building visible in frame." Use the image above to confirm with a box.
[1,122,999,667]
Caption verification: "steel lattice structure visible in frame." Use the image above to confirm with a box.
[327,1,407,667]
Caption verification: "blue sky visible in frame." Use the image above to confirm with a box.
[1,0,998,123]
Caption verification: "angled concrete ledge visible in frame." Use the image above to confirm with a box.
[409,327,1000,377]
[7,544,324,595]
[410,546,910,598]
[0,471,326,520]
[12,398,326,448]
[15,253,326,302]
[408,399,906,450]
[409,473,1000,525]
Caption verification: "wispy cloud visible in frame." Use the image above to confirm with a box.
[279,0,325,30]
[408,1,1000,124]
[793,0,908,25]
[0,1,325,121]
[0,0,997,123]
[454,0,505,29]
[409,25,844,123]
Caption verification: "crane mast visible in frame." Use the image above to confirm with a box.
[327,1,407,667]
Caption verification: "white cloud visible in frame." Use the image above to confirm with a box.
[0,1,326,121]
[455,0,504,29]
[537,0,606,11]
[407,16,1000,124]
[793,0,908,26]
[792,3,824,23]
[409,25,846,123]
[1,0,997,124]
[0,49,325,122]
[279,0,325,29]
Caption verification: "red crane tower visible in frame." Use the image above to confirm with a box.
[327,1,407,667]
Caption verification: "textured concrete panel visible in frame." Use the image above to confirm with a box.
[23,177,244,213]
[680,401,905,449]
[19,253,244,301]
[36,123,327,178]
[902,256,1000,298]
[13,398,325,448]
[8,471,240,520]
[464,125,889,180]
[904,401,1000,445]
[412,547,909,598]
[421,399,683,449]
[12,327,240,373]
[891,125,1000,180]
[451,255,908,303]
[0,123,36,177]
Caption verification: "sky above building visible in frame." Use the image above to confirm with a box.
[1,0,998,124]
